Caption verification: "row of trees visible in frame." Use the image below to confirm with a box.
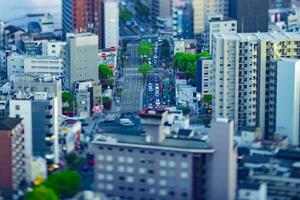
[137,40,154,82]
[25,171,81,200]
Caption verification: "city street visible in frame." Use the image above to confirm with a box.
[120,43,144,112]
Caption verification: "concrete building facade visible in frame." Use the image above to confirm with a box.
[276,59,300,146]
[65,33,99,91]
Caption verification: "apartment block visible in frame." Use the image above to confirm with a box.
[92,109,237,200]
[212,32,300,138]
[103,0,119,49]
[0,118,25,198]
[9,92,60,164]
[196,57,213,97]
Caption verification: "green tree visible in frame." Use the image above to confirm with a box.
[137,40,154,58]
[99,64,113,80]
[120,10,133,21]
[62,92,74,102]
[138,63,153,81]
[44,171,81,198]
[25,185,58,200]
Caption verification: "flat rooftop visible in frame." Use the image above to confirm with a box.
[93,132,214,152]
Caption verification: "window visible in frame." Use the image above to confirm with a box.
[159,180,167,186]
[181,162,188,169]
[126,176,134,183]
[98,155,104,161]
[97,174,104,180]
[118,166,125,172]
[118,156,125,163]
[159,189,167,196]
[149,188,156,194]
[147,178,155,185]
[138,168,146,174]
[15,105,20,110]
[106,174,113,181]
[168,161,175,167]
[127,157,134,164]
[106,165,113,171]
[159,160,167,167]
[159,170,167,176]
[106,184,113,191]
[181,172,188,179]
[106,155,113,162]
[127,167,134,173]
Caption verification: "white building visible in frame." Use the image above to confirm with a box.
[24,56,63,77]
[192,0,229,34]
[10,92,60,164]
[212,33,258,129]
[276,59,300,146]
[238,183,267,200]
[212,32,300,138]
[60,119,81,154]
[176,79,197,110]
[44,41,66,57]
[208,18,237,52]
[103,0,119,49]
[173,40,185,55]
[7,53,24,79]
[197,57,213,97]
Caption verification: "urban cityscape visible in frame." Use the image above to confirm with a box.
[0,0,300,199]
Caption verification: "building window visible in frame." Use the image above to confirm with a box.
[106,184,113,191]
[98,155,104,161]
[138,168,146,174]
[106,174,113,181]
[126,176,134,183]
[118,166,125,172]
[106,155,113,162]
[15,105,20,110]
[181,162,188,169]
[159,180,167,186]
[147,178,155,185]
[181,172,188,179]
[168,161,176,167]
[159,170,167,176]
[106,165,113,171]
[118,156,125,163]
[159,160,167,167]
[127,157,134,164]
[159,189,167,196]
[127,167,134,173]
[97,174,104,180]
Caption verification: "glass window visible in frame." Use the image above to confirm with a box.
[138,168,146,174]
[127,167,134,173]
[118,166,125,172]
[126,176,134,183]
[106,174,113,181]
[97,183,104,190]
[118,156,125,163]
[106,165,113,171]
[159,189,167,196]
[159,160,167,167]
[181,172,188,179]
[159,170,167,176]
[97,164,104,170]
[106,184,113,191]
[181,162,188,169]
[127,157,134,164]
[168,161,176,167]
[159,179,167,186]
[98,155,104,161]
[149,188,156,194]
[106,155,113,162]
[180,181,189,189]
[97,174,104,180]
[147,178,155,185]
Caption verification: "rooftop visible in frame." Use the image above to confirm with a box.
[0,118,22,131]
[93,132,213,152]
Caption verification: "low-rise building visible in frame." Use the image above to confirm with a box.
[60,119,81,154]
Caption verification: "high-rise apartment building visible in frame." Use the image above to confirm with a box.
[276,59,300,146]
[9,91,60,164]
[172,2,194,39]
[212,32,300,138]
[92,109,237,200]
[0,118,25,198]
[65,33,99,91]
[103,0,119,49]
[62,0,103,48]
[229,0,268,33]
[192,0,229,34]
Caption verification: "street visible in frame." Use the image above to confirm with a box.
[120,43,144,112]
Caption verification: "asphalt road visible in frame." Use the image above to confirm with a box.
[120,43,144,112]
